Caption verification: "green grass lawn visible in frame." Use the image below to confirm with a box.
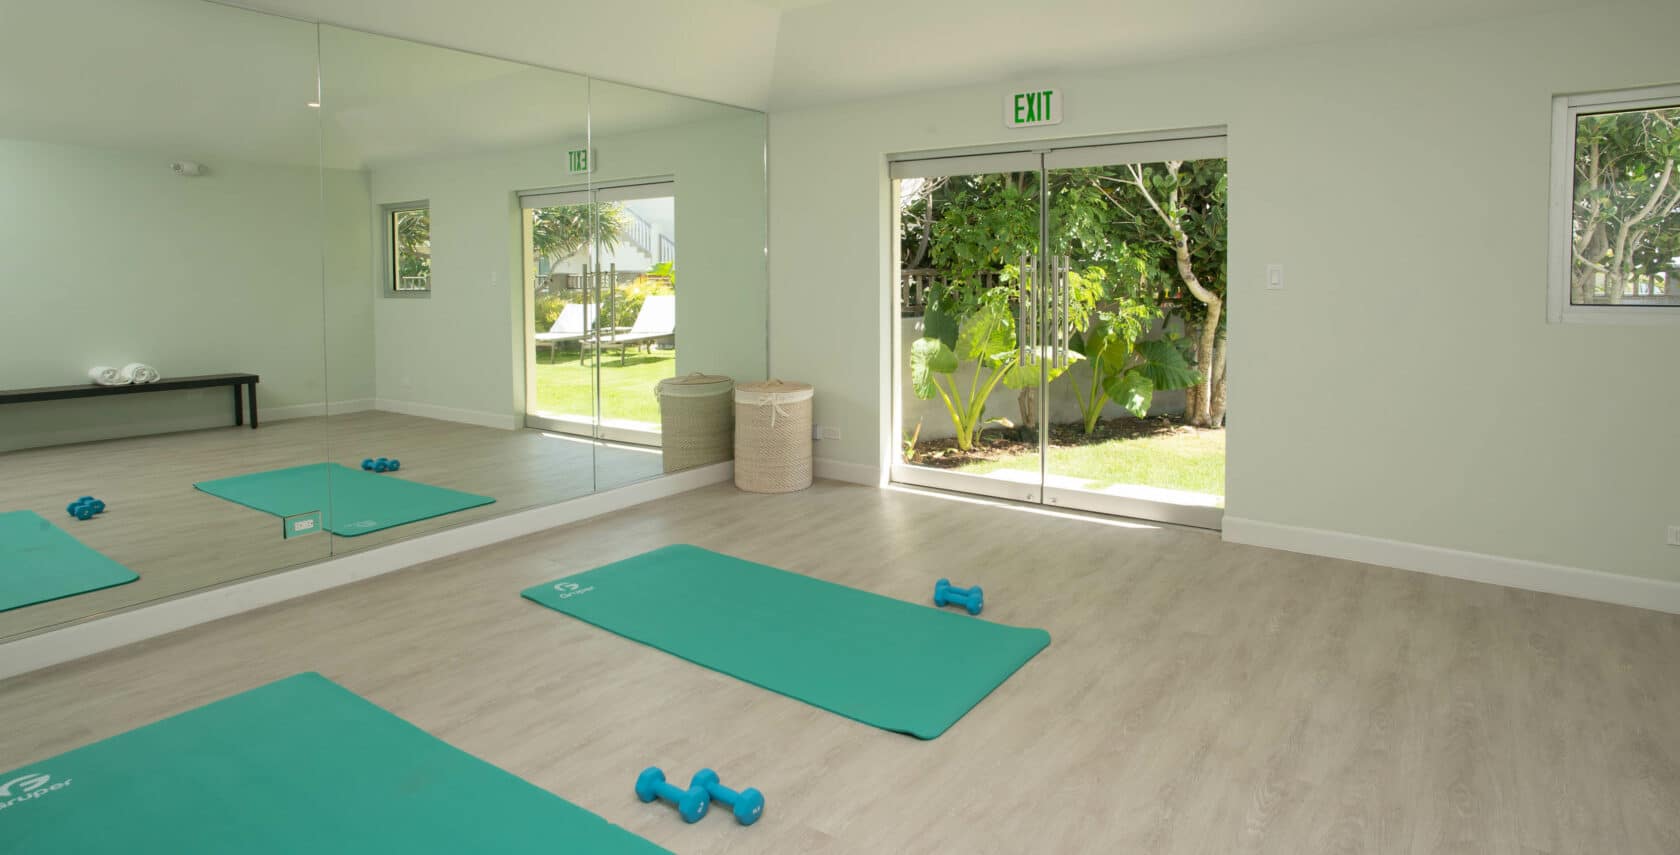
[533,347,675,425]
[954,428,1225,498]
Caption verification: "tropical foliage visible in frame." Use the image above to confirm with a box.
[902,159,1226,443]
[1570,105,1680,304]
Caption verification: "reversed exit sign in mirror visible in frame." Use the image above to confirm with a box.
[1005,89,1061,129]
[567,148,592,174]
[283,510,323,539]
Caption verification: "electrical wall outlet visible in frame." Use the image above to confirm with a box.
[1668,525,1680,547]
[813,425,841,441]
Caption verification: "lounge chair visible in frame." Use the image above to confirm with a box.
[583,294,675,366]
[534,303,597,360]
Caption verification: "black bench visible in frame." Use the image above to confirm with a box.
[0,373,261,429]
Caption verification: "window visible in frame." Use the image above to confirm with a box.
[1550,85,1680,322]
[384,202,430,295]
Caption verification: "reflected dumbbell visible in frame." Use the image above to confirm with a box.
[65,496,106,521]
[361,457,401,473]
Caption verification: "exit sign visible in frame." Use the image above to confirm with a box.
[567,148,592,174]
[1006,89,1061,129]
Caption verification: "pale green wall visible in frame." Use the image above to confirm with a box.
[0,137,373,451]
[366,112,768,422]
[767,0,1680,582]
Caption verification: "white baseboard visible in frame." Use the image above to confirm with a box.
[263,398,376,422]
[1222,516,1680,615]
[814,457,883,486]
[374,398,519,430]
[0,461,735,681]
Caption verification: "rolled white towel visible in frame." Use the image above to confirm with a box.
[88,366,128,386]
[119,363,160,384]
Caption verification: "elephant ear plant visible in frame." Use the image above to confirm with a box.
[910,270,1091,452]
[909,302,1018,452]
[1069,306,1202,435]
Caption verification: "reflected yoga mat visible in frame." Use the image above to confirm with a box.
[522,544,1051,739]
[0,673,670,855]
[0,510,137,613]
[193,463,494,537]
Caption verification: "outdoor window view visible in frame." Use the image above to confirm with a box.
[388,204,430,293]
[1569,102,1680,306]
[896,148,1228,523]
[527,190,676,444]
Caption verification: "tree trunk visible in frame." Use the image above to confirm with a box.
[1208,328,1228,426]
[1183,321,1205,425]
[1018,386,1038,434]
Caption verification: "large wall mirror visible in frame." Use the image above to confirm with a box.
[0,0,769,639]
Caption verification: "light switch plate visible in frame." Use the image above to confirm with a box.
[1266,264,1284,290]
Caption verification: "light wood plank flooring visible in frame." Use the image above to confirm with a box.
[0,411,663,639]
[2,481,1676,853]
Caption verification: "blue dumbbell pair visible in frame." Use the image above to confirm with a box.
[934,578,984,615]
[360,457,401,473]
[636,766,765,826]
[65,496,106,521]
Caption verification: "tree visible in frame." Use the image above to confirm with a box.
[394,208,430,282]
[531,202,627,266]
[1088,161,1228,426]
[1571,107,1680,304]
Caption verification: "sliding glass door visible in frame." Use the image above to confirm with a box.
[521,181,676,447]
[892,134,1228,529]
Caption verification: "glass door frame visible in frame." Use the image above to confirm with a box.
[888,130,1227,530]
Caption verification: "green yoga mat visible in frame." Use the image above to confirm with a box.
[0,510,138,613]
[0,673,668,855]
[194,463,494,537]
[522,544,1051,739]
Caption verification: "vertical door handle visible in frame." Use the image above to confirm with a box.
[1018,253,1032,364]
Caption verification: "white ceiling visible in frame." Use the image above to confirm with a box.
[229,0,1608,110]
[0,0,751,170]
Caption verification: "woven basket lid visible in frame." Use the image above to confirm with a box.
[657,372,734,398]
[735,378,813,403]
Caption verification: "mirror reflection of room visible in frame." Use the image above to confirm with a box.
[0,0,768,637]
[0,0,333,639]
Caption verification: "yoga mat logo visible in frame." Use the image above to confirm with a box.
[553,581,594,600]
[0,772,71,811]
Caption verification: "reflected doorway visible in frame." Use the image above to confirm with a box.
[522,181,677,446]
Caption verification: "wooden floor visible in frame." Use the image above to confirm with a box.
[2,481,1676,853]
[0,411,663,639]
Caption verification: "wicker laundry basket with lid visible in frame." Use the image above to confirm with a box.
[733,379,814,493]
[656,372,735,473]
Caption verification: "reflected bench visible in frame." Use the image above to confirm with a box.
[0,373,261,429]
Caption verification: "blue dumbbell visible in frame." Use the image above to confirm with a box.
[933,578,984,615]
[361,458,375,471]
[387,459,400,472]
[66,497,102,520]
[690,768,765,826]
[635,767,710,823]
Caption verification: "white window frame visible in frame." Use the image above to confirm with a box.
[1549,84,1680,324]
[382,200,431,298]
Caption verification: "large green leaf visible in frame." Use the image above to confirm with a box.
[908,337,957,399]
[1105,370,1155,419]
[955,302,1016,364]
[1134,338,1203,390]
[922,305,959,348]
